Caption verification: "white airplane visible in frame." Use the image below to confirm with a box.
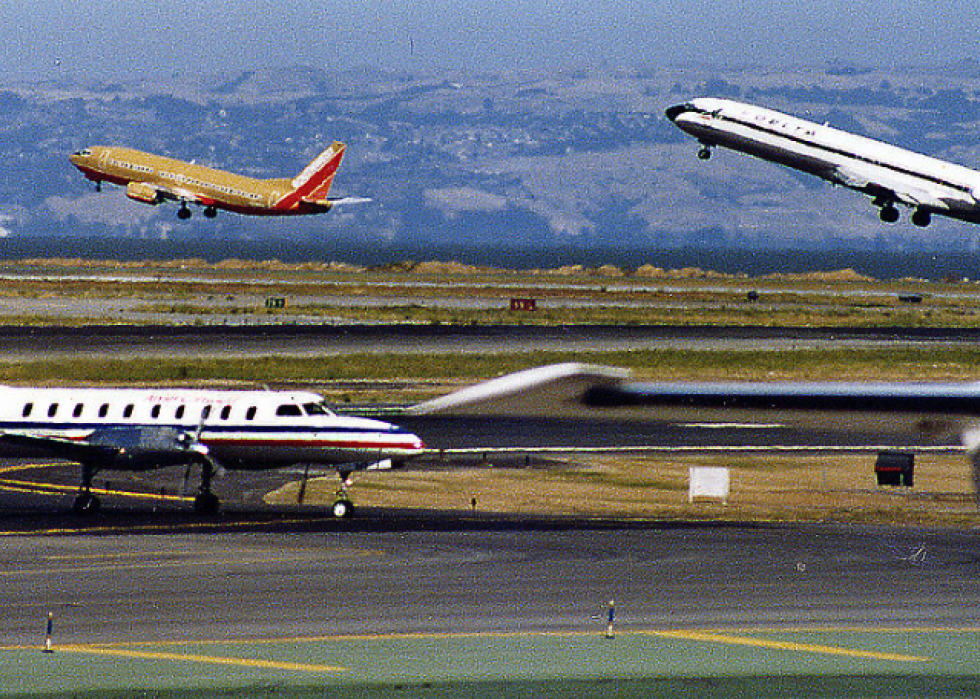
[0,386,425,517]
[411,363,980,503]
[666,97,980,227]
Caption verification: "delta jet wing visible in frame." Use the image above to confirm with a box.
[411,363,980,503]
[666,98,980,227]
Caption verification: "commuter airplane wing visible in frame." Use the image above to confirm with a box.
[411,363,980,500]
[666,98,980,227]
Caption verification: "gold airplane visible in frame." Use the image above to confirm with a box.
[69,142,367,219]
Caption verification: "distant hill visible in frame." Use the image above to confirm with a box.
[6,63,980,254]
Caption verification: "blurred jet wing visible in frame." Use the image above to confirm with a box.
[410,363,980,440]
[410,363,630,419]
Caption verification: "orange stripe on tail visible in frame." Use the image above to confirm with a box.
[274,142,346,211]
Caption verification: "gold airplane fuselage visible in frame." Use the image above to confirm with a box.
[69,144,343,217]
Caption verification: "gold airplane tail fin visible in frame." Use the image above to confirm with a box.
[274,142,346,211]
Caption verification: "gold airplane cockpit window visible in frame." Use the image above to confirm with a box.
[73,149,92,157]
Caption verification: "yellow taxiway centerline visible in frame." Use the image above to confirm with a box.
[653,629,928,663]
[57,645,346,674]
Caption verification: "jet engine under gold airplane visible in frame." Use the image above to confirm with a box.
[69,142,368,219]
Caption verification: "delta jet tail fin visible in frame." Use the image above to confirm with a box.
[274,142,347,211]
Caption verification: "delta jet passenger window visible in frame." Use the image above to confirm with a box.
[22,403,32,418]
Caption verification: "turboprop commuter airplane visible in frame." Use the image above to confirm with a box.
[69,142,368,219]
[0,386,424,517]
[666,97,980,227]
[412,363,980,505]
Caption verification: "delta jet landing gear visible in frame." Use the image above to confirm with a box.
[878,205,900,223]
[873,194,900,224]
[697,144,712,160]
[911,209,932,227]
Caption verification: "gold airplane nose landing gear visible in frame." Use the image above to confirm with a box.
[177,204,192,220]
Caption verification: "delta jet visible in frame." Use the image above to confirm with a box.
[69,142,369,220]
[0,386,424,517]
[412,363,980,505]
[666,98,980,227]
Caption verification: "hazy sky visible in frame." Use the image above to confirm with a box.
[2,1,978,81]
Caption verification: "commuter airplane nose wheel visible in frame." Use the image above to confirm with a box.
[697,146,712,160]
[331,499,355,519]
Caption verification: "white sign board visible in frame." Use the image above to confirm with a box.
[689,466,730,504]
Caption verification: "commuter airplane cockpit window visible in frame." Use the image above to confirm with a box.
[303,402,335,417]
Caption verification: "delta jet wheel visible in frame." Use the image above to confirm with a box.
[879,206,900,223]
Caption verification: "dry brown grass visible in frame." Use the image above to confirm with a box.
[266,451,979,528]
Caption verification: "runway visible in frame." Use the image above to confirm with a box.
[0,322,978,695]
[1,323,979,360]
[2,504,980,696]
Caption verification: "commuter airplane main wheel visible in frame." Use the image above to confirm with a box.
[193,491,220,514]
[331,499,355,519]
[72,493,100,515]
